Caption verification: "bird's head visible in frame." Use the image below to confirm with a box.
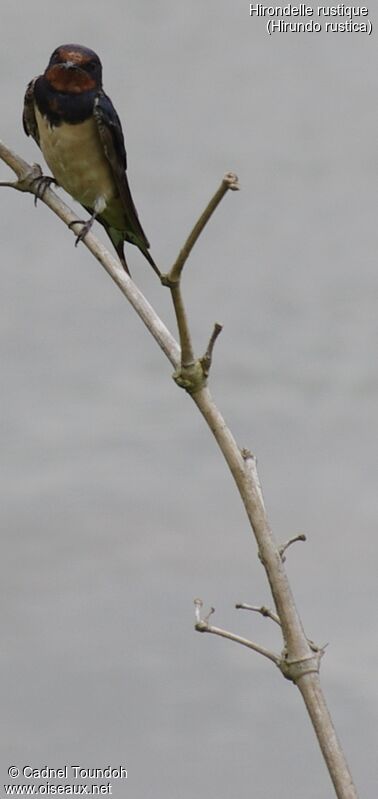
[44,44,102,93]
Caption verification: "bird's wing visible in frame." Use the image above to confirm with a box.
[22,78,40,145]
[93,91,150,249]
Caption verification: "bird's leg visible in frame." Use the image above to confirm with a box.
[68,210,98,247]
[31,174,57,206]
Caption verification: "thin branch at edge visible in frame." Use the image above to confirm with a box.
[168,172,239,282]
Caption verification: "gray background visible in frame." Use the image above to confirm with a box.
[1,2,377,797]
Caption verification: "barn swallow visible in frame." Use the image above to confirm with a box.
[23,44,159,276]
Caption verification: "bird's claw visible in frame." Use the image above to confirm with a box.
[68,218,94,247]
[31,175,57,206]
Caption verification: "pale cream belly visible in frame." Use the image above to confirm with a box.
[35,108,116,210]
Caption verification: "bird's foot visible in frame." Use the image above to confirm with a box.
[31,175,57,206]
[68,216,95,247]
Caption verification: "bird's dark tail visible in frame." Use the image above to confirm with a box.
[104,224,160,278]
[141,247,161,278]
[114,240,131,275]
[115,240,160,278]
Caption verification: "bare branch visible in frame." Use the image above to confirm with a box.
[200,322,223,378]
[193,600,281,666]
[279,533,307,562]
[0,139,359,799]
[170,283,195,368]
[0,139,35,181]
[166,172,239,283]
[191,402,358,797]
[162,174,237,393]
[235,603,281,625]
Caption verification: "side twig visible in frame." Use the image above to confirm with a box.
[279,533,307,561]
[161,173,238,393]
[194,600,281,667]
[235,603,281,625]
[168,172,239,282]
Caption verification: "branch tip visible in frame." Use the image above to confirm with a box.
[223,171,239,191]
[279,534,307,561]
[194,597,204,624]
[200,322,223,378]
[193,599,215,631]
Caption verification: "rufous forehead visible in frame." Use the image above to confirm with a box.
[45,64,96,93]
[57,47,92,65]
